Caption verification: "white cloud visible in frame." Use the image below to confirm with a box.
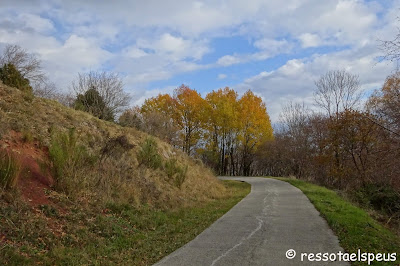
[279,59,306,76]
[215,38,294,67]
[0,0,398,109]
[133,85,177,106]
[136,33,209,61]
[298,33,321,48]
[235,43,396,122]
[18,13,55,33]
[123,47,147,59]
[218,73,227,79]
[217,55,241,66]
[253,38,292,54]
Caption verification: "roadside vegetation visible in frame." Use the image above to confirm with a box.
[277,177,400,266]
[0,180,250,265]
[255,70,400,237]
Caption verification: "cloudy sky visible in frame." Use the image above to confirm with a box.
[0,0,399,121]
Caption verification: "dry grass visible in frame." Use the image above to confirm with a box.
[0,83,226,208]
[0,149,20,190]
[0,180,249,265]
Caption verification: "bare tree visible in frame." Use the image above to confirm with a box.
[280,101,311,138]
[379,17,400,64]
[314,70,362,118]
[55,92,76,108]
[33,80,58,99]
[278,102,313,178]
[0,44,45,84]
[71,71,131,120]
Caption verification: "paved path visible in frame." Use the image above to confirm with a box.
[155,177,348,265]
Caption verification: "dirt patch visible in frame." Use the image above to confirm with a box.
[1,131,54,206]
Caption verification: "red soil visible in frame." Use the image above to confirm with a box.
[1,131,54,206]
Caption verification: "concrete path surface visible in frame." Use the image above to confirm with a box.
[155,177,348,265]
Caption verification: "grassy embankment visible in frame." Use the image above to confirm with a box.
[276,177,400,266]
[0,83,251,264]
[1,180,250,265]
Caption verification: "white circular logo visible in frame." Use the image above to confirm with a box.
[286,249,296,259]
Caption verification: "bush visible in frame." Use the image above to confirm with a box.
[137,138,162,169]
[175,165,188,189]
[354,184,400,215]
[100,135,134,162]
[0,63,33,96]
[49,128,95,194]
[0,150,20,190]
[164,158,188,189]
[74,88,114,121]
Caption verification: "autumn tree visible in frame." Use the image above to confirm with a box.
[140,94,178,144]
[367,71,400,135]
[137,86,273,175]
[141,93,175,116]
[313,70,362,180]
[321,110,381,188]
[173,85,207,155]
[204,88,239,175]
[238,90,274,176]
[366,72,400,189]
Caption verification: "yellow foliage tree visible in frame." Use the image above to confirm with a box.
[173,85,207,155]
[138,86,273,175]
[204,87,239,174]
[238,90,274,175]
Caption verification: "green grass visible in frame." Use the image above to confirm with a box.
[1,180,250,265]
[0,150,20,190]
[276,177,400,266]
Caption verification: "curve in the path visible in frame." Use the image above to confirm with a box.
[155,177,348,266]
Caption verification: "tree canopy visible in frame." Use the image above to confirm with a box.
[132,84,274,175]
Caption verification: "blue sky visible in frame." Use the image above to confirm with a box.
[0,0,399,121]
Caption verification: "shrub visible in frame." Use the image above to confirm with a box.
[49,128,95,194]
[74,87,114,121]
[137,138,162,169]
[0,63,33,96]
[0,150,20,190]
[164,158,188,189]
[174,165,188,189]
[354,184,400,215]
[100,135,134,162]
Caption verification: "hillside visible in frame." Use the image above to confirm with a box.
[0,82,245,264]
[0,82,226,208]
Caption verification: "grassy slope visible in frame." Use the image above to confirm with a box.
[0,83,225,207]
[2,180,250,265]
[276,177,400,266]
[0,83,250,264]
